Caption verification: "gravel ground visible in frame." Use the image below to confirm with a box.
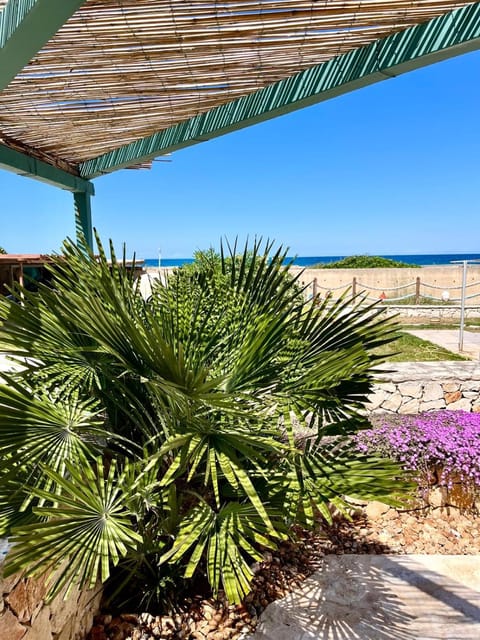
[87,504,480,640]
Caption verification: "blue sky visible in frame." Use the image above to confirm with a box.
[1,49,479,259]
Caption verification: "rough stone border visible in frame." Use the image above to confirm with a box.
[1,553,101,640]
[368,362,480,414]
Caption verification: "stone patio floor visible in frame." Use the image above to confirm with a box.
[247,555,480,639]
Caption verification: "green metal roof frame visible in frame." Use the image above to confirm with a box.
[80,2,480,179]
[0,144,94,194]
[0,1,479,251]
[0,0,93,195]
[0,0,87,91]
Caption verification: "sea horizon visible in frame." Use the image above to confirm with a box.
[144,253,480,268]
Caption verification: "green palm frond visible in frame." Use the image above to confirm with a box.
[0,381,105,460]
[162,500,282,603]
[5,456,141,600]
[0,381,111,510]
[145,422,283,522]
[0,464,40,534]
[279,436,408,526]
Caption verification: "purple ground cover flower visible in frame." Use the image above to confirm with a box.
[356,411,480,491]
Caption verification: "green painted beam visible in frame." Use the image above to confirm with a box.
[81,2,480,179]
[0,0,36,47]
[0,0,86,90]
[73,191,93,250]
[0,144,94,194]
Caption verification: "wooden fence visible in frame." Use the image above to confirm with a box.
[303,276,480,305]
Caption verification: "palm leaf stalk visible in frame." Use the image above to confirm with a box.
[0,235,408,607]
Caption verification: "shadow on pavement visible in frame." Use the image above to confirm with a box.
[252,535,480,639]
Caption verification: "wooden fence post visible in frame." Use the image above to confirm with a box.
[312,277,318,300]
[352,277,357,296]
[415,277,421,304]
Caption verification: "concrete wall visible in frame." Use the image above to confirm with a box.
[382,305,480,323]
[368,362,480,414]
[0,546,101,640]
[293,265,480,303]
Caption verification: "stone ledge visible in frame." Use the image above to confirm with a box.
[373,362,480,382]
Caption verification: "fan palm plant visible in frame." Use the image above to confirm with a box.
[0,237,405,608]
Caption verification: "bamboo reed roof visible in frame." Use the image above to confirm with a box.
[0,1,477,176]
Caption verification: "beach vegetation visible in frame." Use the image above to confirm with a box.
[0,246,6,254]
[314,255,420,269]
[176,246,259,280]
[0,237,407,610]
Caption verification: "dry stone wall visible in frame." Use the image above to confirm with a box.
[367,362,480,414]
[0,546,101,640]
[382,305,480,322]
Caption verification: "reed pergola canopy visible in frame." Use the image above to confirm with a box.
[0,1,479,247]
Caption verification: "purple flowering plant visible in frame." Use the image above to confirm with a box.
[356,411,480,494]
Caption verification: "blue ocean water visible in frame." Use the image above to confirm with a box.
[144,254,480,268]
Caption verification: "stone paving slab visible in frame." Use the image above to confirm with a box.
[373,361,480,382]
[248,555,480,640]
[405,329,480,360]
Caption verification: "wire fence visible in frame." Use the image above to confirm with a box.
[302,276,480,305]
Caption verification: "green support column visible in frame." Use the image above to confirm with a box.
[73,191,94,251]
[0,143,95,251]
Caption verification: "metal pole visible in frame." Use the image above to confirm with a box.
[459,260,467,351]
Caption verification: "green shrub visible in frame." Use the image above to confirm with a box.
[315,255,419,269]
[0,237,406,610]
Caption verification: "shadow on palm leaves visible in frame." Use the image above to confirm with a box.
[0,235,407,611]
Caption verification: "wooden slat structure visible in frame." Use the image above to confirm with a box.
[0,252,144,295]
[0,1,479,246]
[0,253,52,296]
